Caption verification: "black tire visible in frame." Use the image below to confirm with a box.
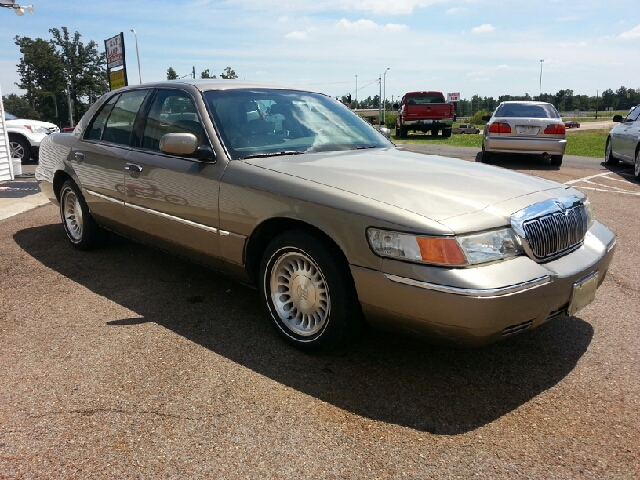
[395,125,400,137]
[399,126,408,138]
[431,128,439,136]
[481,144,492,163]
[635,146,640,181]
[59,180,108,250]
[550,155,563,166]
[9,135,31,163]
[260,231,362,352]
[442,128,452,138]
[604,138,619,165]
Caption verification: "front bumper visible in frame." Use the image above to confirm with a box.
[484,135,566,155]
[350,221,615,345]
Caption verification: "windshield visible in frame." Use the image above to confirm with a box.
[203,89,392,159]
[494,103,560,119]
[5,113,18,120]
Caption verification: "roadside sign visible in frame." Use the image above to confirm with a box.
[105,33,124,69]
[447,92,460,102]
[109,70,126,90]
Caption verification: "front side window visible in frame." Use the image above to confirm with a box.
[98,90,149,146]
[141,89,205,152]
[204,89,392,159]
[625,106,640,123]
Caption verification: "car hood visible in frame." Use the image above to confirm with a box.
[5,118,58,130]
[244,147,570,226]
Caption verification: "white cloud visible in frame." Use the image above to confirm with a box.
[445,8,465,15]
[226,0,445,16]
[335,19,407,32]
[336,19,377,30]
[619,24,640,39]
[496,64,508,70]
[285,31,308,40]
[471,24,495,34]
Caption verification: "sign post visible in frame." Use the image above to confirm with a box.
[104,33,128,91]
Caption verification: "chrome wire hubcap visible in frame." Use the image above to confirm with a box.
[10,141,24,159]
[269,251,330,336]
[63,190,83,241]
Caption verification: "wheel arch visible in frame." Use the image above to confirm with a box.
[244,216,351,286]
[52,170,75,203]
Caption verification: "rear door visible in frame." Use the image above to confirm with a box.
[121,88,223,266]
[73,89,151,226]
[618,107,640,161]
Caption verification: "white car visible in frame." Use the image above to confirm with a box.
[5,112,59,162]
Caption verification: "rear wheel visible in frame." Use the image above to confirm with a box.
[604,138,619,165]
[550,155,563,166]
[260,231,362,352]
[9,135,31,163]
[442,128,452,138]
[399,126,408,138]
[481,144,492,163]
[635,147,640,180]
[59,180,107,250]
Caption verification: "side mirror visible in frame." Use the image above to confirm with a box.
[612,115,624,122]
[160,133,198,155]
[481,115,492,121]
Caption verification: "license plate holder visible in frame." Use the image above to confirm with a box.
[516,125,540,135]
[567,271,599,316]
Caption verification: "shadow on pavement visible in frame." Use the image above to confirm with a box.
[14,224,593,435]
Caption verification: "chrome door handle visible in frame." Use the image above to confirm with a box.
[125,163,143,173]
[74,152,85,161]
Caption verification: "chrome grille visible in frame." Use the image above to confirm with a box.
[511,196,589,262]
[522,204,587,260]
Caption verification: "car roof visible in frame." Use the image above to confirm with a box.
[499,100,553,106]
[111,79,316,94]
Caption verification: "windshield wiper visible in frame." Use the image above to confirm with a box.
[355,145,379,150]
[243,151,305,159]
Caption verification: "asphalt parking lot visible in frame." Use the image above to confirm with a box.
[1,154,638,479]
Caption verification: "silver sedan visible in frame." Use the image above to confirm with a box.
[605,105,640,179]
[482,101,567,165]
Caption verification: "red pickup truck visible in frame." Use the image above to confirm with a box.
[395,91,455,138]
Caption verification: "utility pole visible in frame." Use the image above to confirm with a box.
[378,75,382,125]
[539,59,544,99]
[355,75,358,106]
[595,89,598,119]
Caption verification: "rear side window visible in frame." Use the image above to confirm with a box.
[85,90,149,145]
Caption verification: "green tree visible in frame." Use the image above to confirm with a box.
[1,93,39,119]
[200,69,216,79]
[220,67,237,79]
[49,27,108,122]
[166,67,178,80]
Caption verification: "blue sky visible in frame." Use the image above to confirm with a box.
[1,0,639,102]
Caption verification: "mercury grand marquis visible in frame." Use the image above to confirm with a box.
[36,80,616,351]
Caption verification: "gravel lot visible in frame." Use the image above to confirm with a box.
[0,163,638,479]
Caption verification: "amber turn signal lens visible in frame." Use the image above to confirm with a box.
[416,237,467,265]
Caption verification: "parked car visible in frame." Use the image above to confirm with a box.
[395,91,455,138]
[604,105,640,179]
[4,112,59,162]
[564,120,580,129]
[481,101,566,165]
[452,124,480,134]
[36,81,616,352]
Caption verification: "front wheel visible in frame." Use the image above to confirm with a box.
[550,155,563,166]
[635,147,640,180]
[260,231,362,352]
[604,138,619,165]
[9,135,31,163]
[59,180,107,250]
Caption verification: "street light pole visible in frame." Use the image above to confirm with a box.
[378,75,382,125]
[383,67,390,122]
[131,29,142,84]
[355,75,357,106]
[539,59,544,98]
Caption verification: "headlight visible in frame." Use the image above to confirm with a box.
[367,227,524,266]
[457,228,524,265]
[25,125,50,134]
[582,198,595,227]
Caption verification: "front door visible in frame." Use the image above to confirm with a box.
[122,88,223,267]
